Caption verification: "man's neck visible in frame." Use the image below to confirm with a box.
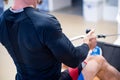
[11,0,35,10]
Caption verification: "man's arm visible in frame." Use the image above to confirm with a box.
[42,18,89,68]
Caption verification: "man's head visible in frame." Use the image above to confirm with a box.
[23,0,42,7]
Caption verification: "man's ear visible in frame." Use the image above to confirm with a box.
[4,0,8,4]
[38,0,42,4]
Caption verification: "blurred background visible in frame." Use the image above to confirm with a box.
[0,0,120,80]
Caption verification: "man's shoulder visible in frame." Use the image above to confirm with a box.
[25,9,59,28]
[25,8,58,25]
[25,8,56,21]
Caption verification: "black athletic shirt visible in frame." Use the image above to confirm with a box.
[0,7,89,80]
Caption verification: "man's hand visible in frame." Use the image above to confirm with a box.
[83,29,97,50]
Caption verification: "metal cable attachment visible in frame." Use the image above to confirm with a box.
[70,29,120,42]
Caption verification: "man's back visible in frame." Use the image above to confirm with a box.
[0,7,62,80]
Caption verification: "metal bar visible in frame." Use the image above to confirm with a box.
[104,34,120,37]
[70,35,85,41]
[70,34,120,42]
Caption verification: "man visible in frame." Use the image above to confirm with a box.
[0,0,96,80]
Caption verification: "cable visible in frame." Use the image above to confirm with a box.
[70,29,120,42]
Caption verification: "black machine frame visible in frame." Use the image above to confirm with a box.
[97,41,120,72]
